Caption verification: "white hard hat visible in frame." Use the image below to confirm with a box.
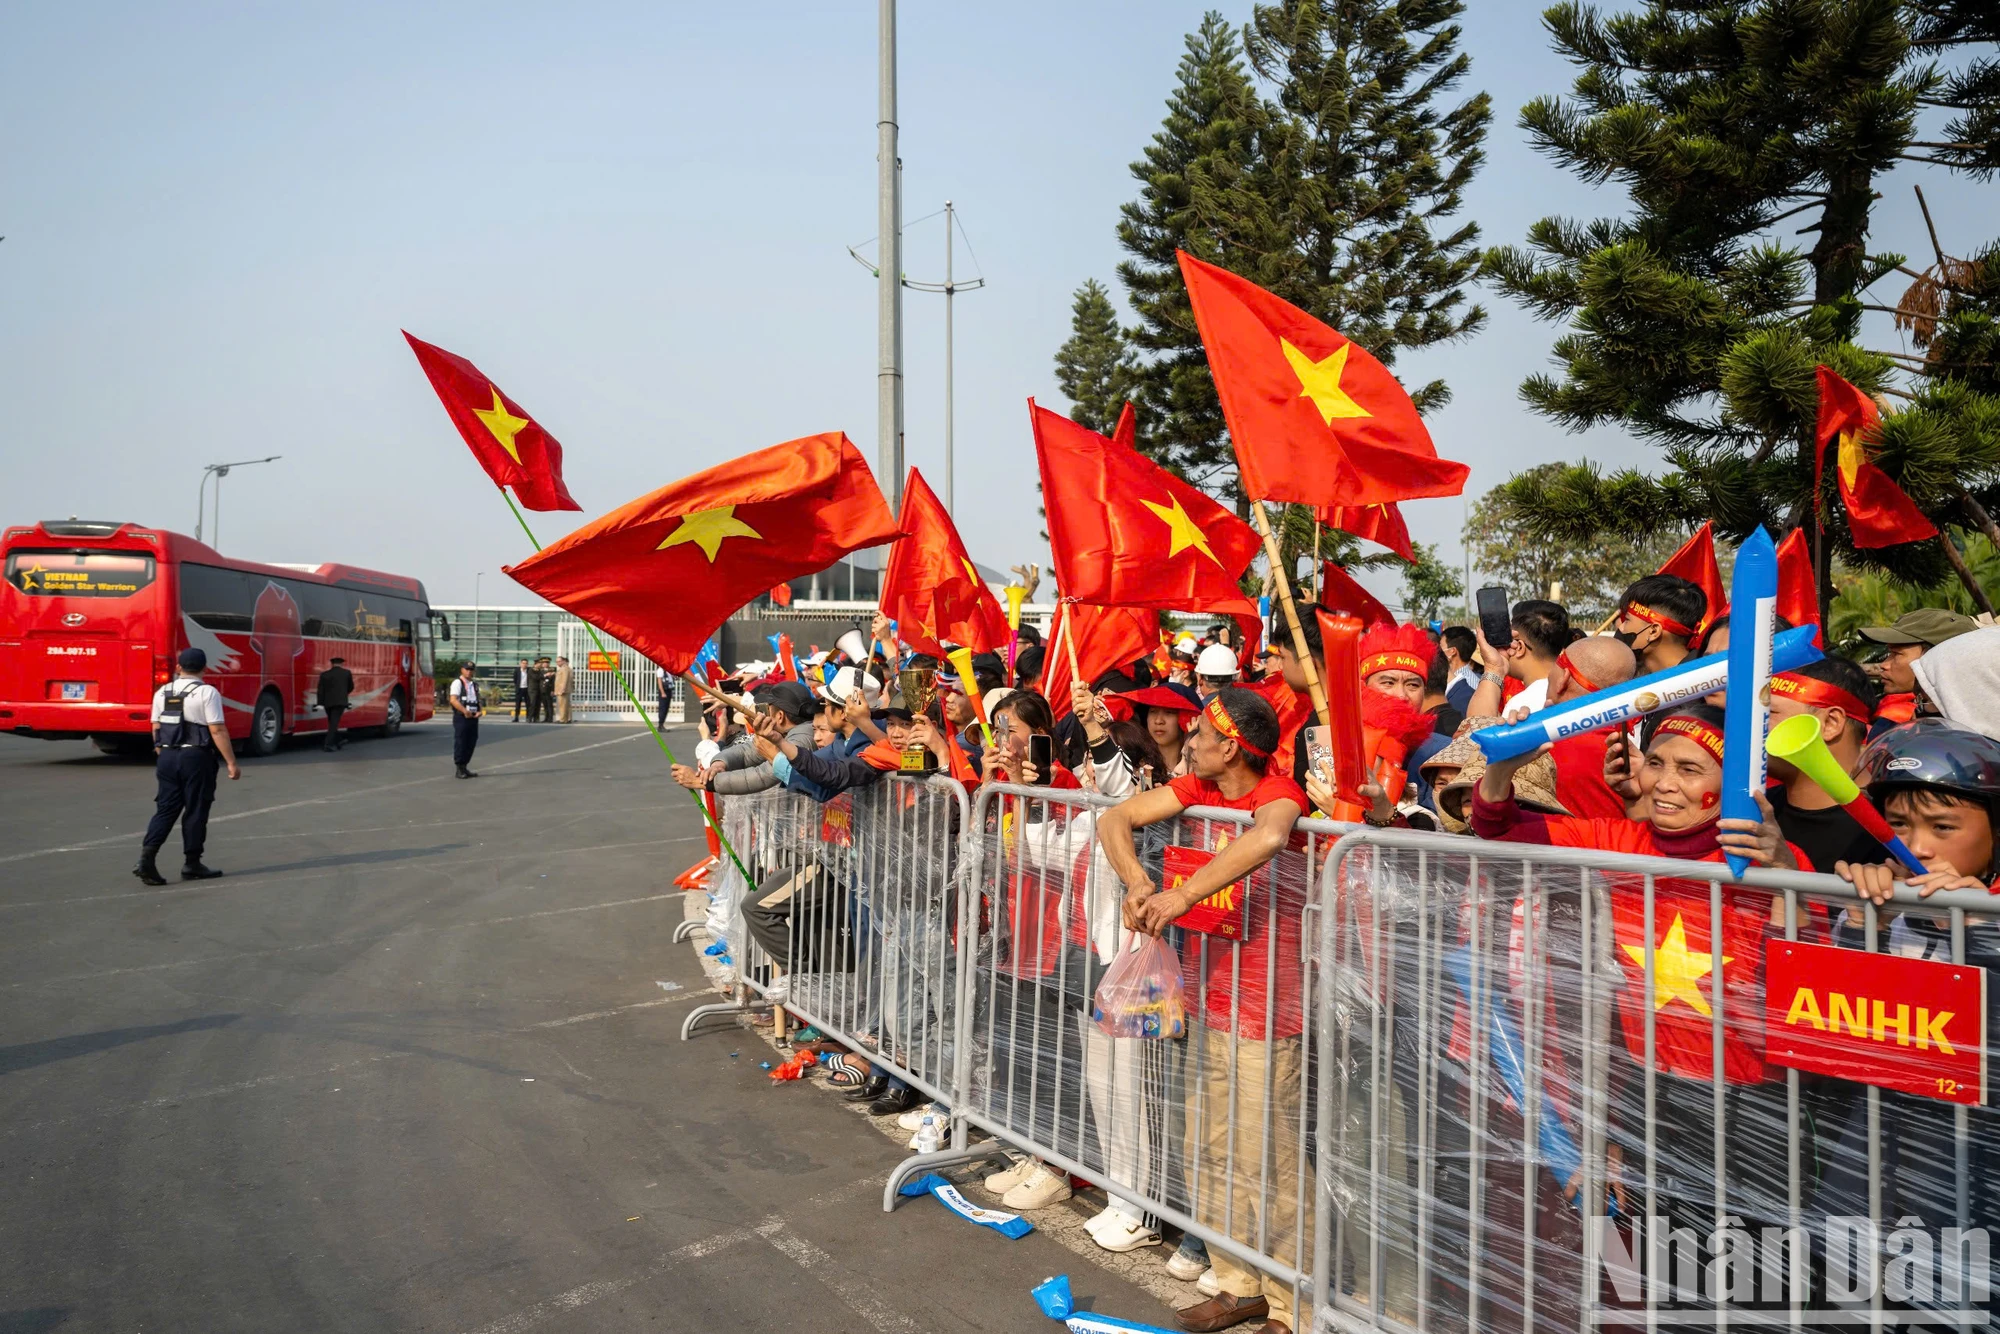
[1196,644,1239,677]
[825,666,882,707]
[1172,635,1200,659]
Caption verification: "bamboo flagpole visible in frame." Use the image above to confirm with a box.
[1250,500,1332,731]
[496,490,752,885]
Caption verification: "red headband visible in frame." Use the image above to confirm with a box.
[1555,649,1600,694]
[1771,672,1874,722]
[1360,650,1426,680]
[1623,602,1697,640]
[1202,695,1270,759]
[1653,715,1725,761]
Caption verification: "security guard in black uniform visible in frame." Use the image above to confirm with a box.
[134,648,240,885]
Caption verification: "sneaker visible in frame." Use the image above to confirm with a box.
[1082,1205,1121,1236]
[1001,1163,1072,1210]
[896,1101,939,1131]
[983,1155,1034,1195]
[907,1113,945,1154]
[1166,1235,1210,1282]
[1091,1215,1161,1254]
[1196,1267,1222,1298]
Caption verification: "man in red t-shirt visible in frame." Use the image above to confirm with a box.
[1098,687,1308,1334]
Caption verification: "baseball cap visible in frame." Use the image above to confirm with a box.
[177,647,207,671]
[761,681,816,722]
[1857,608,1978,648]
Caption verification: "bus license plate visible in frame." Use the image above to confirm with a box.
[62,682,87,700]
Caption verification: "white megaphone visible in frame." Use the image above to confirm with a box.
[836,628,869,664]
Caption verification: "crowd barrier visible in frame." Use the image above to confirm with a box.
[675,774,2000,1334]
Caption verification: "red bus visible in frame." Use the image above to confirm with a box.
[1,519,440,756]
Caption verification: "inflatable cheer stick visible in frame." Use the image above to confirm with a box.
[945,645,995,749]
[1314,608,1367,802]
[1472,624,1823,764]
[1721,527,1777,877]
[1768,713,1928,875]
[1004,584,1029,673]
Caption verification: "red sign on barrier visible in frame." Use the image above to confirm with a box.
[1763,939,1987,1106]
[1163,844,1252,941]
[585,651,619,672]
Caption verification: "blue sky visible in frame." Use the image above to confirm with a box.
[2,2,1985,608]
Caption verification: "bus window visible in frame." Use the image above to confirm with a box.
[415,619,434,675]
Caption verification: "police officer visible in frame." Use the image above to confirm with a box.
[134,647,239,885]
[450,661,483,778]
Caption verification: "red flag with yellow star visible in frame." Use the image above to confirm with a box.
[404,332,582,511]
[503,433,902,672]
[1177,252,1468,508]
[1041,601,1162,722]
[1815,366,1938,549]
[1316,502,1415,563]
[1774,527,1822,646]
[878,467,1010,656]
[1030,399,1260,614]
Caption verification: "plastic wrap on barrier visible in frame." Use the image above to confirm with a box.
[1317,833,2000,1334]
[962,783,1350,1330]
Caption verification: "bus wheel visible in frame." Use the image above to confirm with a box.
[381,688,406,738]
[246,690,285,757]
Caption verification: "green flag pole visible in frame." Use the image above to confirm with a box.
[497,489,753,886]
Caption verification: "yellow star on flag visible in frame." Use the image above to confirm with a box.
[961,556,983,586]
[657,506,764,562]
[1281,339,1374,425]
[1140,494,1222,565]
[1623,914,1729,1016]
[473,388,532,464]
[1837,429,1864,490]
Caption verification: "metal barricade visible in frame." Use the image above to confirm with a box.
[681,775,970,1117]
[1313,828,2000,1334]
[945,780,1353,1330]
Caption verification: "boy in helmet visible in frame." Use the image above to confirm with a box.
[1194,642,1238,701]
[1823,719,2000,1300]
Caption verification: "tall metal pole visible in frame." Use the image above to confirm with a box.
[876,0,904,510]
[944,200,954,515]
[214,470,224,551]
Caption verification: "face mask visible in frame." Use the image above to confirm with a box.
[1612,628,1640,649]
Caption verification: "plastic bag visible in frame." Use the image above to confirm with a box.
[1090,936,1186,1039]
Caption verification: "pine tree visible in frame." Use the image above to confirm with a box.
[1246,0,1491,412]
[1483,0,2000,607]
[1117,11,1283,498]
[1052,280,1137,434]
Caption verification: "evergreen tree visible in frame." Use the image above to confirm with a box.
[1117,11,1283,498]
[1052,279,1137,434]
[1246,0,1491,412]
[1483,0,2000,608]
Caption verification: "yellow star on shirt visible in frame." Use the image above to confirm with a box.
[1140,494,1221,565]
[1281,338,1374,425]
[1623,914,1730,1017]
[1837,429,1864,490]
[657,506,764,562]
[473,387,531,464]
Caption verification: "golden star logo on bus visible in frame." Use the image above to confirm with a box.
[1838,429,1864,490]
[1622,914,1730,1016]
[1139,494,1221,565]
[1281,339,1374,425]
[473,387,531,464]
[18,562,46,591]
[657,506,763,562]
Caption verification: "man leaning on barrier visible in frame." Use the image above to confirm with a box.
[1097,686,1309,1334]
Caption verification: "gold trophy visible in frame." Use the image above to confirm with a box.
[898,666,939,773]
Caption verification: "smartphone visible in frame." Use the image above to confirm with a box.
[1030,733,1053,777]
[1476,585,1513,652]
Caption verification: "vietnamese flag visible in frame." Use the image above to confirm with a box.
[1110,400,1137,450]
[1317,502,1416,563]
[1031,399,1261,614]
[1042,602,1160,722]
[1177,252,1468,508]
[404,332,582,511]
[878,467,1010,656]
[1815,366,1939,549]
[1774,528,1822,646]
[504,432,901,672]
[1318,561,1395,630]
[1655,521,1727,633]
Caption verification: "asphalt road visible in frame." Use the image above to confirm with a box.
[0,719,1175,1334]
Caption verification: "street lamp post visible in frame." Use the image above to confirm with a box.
[195,455,282,549]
